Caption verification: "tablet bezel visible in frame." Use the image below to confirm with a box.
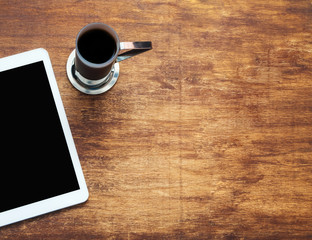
[0,48,89,228]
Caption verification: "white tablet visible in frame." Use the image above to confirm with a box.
[0,48,89,228]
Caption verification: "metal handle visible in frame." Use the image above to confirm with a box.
[117,41,152,62]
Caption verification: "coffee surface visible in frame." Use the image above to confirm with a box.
[78,29,116,64]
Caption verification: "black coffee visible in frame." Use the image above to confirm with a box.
[78,29,116,64]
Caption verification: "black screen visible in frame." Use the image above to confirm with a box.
[0,61,79,212]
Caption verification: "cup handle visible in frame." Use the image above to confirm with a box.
[117,41,152,62]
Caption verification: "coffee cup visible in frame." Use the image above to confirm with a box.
[66,23,152,95]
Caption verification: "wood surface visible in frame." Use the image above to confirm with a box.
[1,0,312,239]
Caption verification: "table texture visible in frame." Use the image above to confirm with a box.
[1,0,312,239]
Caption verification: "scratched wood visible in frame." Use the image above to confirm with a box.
[1,0,312,239]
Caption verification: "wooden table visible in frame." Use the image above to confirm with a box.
[1,0,312,239]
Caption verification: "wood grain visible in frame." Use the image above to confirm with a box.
[1,0,312,239]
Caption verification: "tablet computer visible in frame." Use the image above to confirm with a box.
[0,48,89,228]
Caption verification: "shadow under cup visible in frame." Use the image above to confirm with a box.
[75,23,121,81]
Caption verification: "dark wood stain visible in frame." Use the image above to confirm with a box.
[1,0,312,239]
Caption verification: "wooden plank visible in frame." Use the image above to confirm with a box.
[1,0,312,239]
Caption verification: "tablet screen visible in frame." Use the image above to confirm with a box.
[0,61,80,213]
